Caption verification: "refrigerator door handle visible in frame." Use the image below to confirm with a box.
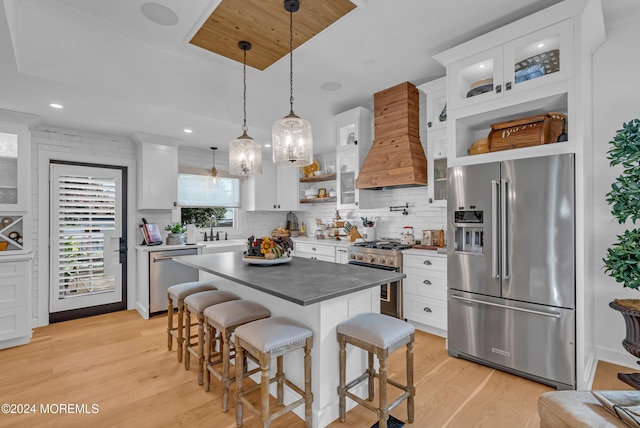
[450,294,561,318]
[491,179,499,278]
[501,179,509,280]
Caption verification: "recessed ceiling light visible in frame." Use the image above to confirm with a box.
[264,144,272,148]
[141,3,179,26]
[321,82,342,91]
[479,64,485,69]
[538,43,545,48]
[183,129,192,134]
[50,103,63,109]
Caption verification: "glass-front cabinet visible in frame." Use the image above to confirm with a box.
[0,123,29,211]
[446,20,573,111]
[334,107,374,209]
[418,77,448,206]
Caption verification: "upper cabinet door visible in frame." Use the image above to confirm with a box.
[137,142,178,210]
[448,46,504,111]
[448,20,573,112]
[0,122,30,212]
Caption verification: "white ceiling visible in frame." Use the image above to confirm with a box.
[0,0,636,155]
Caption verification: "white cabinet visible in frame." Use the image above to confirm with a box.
[0,122,30,212]
[0,259,32,348]
[402,251,447,337]
[433,4,597,168]
[335,107,374,209]
[335,247,349,264]
[135,140,178,210]
[444,20,573,112]
[294,242,335,262]
[418,77,448,206]
[246,162,299,211]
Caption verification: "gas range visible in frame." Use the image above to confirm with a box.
[347,240,412,268]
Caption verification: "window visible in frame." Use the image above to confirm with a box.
[177,167,241,230]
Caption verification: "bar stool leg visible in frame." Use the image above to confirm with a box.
[276,355,284,406]
[338,333,347,422]
[407,338,415,423]
[304,337,313,428]
[197,314,206,385]
[184,309,192,370]
[177,300,186,363]
[260,352,271,428]
[203,321,212,392]
[167,294,173,351]
[236,340,245,427]
[378,349,388,428]
[222,329,232,412]
[367,351,375,401]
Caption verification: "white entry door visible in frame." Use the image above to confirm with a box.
[49,164,123,313]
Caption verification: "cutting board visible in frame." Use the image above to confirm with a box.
[411,245,440,250]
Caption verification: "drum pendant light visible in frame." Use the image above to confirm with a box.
[272,0,313,167]
[229,41,262,175]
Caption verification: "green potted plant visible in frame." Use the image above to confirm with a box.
[604,119,640,387]
[165,222,187,245]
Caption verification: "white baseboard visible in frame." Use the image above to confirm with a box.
[597,345,640,370]
[408,319,447,338]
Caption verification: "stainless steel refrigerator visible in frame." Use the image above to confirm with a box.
[447,153,575,390]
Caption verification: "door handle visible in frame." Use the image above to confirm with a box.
[153,256,175,262]
[450,294,561,318]
[491,179,499,278]
[501,179,509,280]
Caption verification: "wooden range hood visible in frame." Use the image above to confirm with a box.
[356,82,427,189]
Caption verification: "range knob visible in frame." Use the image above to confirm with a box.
[365,254,375,263]
[356,254,363,261]
[378,256,387,264]
[349,253,356,260]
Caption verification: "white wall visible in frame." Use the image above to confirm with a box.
[593,17,640,367]
[32,126,137,327]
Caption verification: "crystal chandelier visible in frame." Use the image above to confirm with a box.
[229,41,262,175]
[272,0,313,167]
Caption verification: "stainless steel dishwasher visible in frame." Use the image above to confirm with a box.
[149,248,199,314]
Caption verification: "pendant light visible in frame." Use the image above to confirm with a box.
[272,0,313,167]
[229,41,262,176]
[210,146,219,186]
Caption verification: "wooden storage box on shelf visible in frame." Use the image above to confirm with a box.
[468,138,489,155]
[488,112,567,152]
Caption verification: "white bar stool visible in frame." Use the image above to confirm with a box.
[234,316,313,428]
[184,290,240,384]
[203,300,271,412]
[337,312,415,428]
[167,281,217,362]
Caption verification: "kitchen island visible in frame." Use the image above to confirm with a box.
[175,252,405,428]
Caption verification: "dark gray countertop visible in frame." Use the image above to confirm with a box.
[174,252,405,306]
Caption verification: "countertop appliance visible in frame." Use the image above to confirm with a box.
[149,248,199,314]
[447,153,575,390]
[348,240,412,319]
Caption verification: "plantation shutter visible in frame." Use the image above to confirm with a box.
[52,174,118,299]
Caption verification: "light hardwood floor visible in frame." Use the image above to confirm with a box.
[0,310,633,428]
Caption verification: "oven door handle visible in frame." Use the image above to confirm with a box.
[347,261,399,271]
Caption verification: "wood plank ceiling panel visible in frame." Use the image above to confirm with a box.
[190,0,356,70]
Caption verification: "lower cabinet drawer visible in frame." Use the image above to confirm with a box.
[403,272,447,300]
[404,293,447,330]
[295,243,335,258]
[296,252,335,263]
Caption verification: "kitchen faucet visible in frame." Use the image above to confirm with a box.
[209,215,218,241]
